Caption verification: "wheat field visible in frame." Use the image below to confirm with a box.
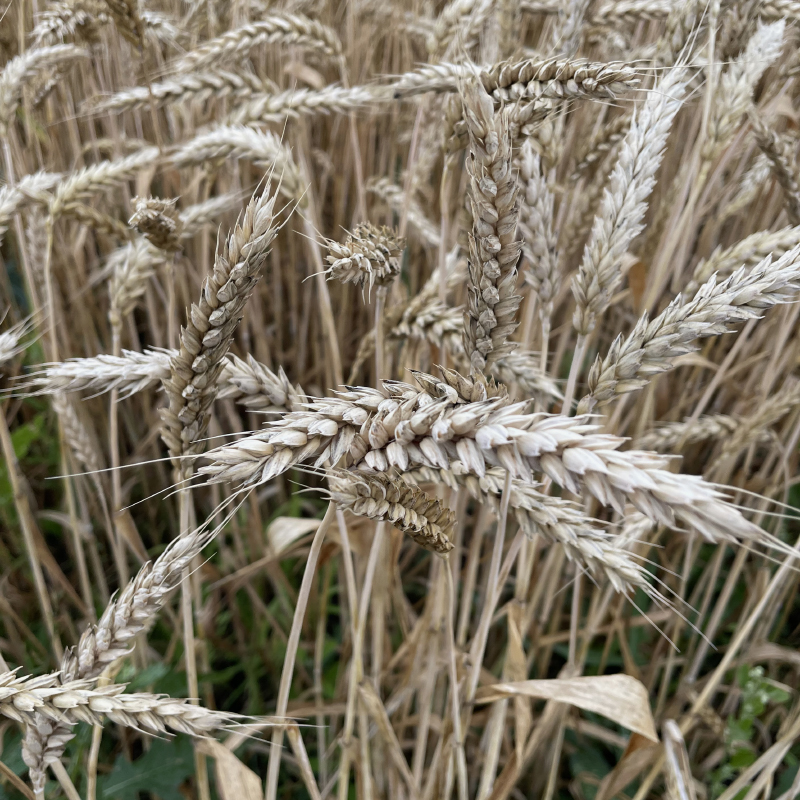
[1,0,800,798]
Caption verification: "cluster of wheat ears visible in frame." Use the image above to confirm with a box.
[2,0,800,797]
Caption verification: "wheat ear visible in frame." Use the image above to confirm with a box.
[160,188,281,477]
[748,110,800,225]
[173,14,342,71]
[327,470,455,554]
[580,244,800,412]
[461,78,522,372]
[572,66,687,336]
[405,465,662,600]
[0,45,86,133]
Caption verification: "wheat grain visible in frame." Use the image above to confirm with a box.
[0,320,33,368]
[16,348,302,411]
[228,84,382,126]
[0,172,61,240]
[49,147,160,218]
[200,369,781,553]
[636,415,743,452]
[702,21,785,170]
[720,151,773,221]
[391,57,639,100]
[519,140,559,327]
[91,70,275,114]
[108,239,167,326]
[688,225,800,293]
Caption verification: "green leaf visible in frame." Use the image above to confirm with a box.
[729,748,757,769]
[124,663,171,693]
[98,736,194,800]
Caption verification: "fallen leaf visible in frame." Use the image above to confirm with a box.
[475,673,658,741]
[196,739,262,800]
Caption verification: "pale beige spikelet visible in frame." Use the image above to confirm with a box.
[0,319,33,369]
[655,0,708,66]
[0,172,61,242]
[200,368,783,555]
[688,225,800,293]
[160,188,280,477]
[91,70,274,114]
[49,147,160,219]
[61,527,218,682]
[460,77,523,372]
[720,381,800,461]
[636,415,743,452]
[227,84,382,126]
[327,470,455,554]
[391,58,639,101]
[18,348,301,413]
[129,196,184,252]
[406,465,662,600]
[217,354,304,412]
[720,151,773,221]
[570,112,630,180]
[325,223,405,296]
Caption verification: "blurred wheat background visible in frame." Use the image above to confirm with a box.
[1,0,800,798]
